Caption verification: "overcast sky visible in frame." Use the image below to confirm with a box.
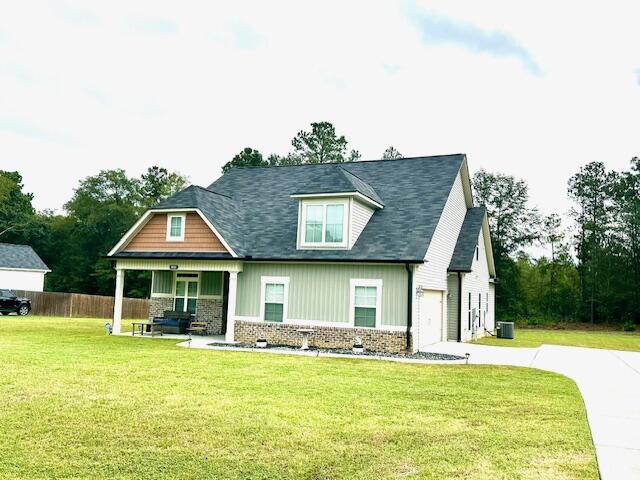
[1,1,638,218]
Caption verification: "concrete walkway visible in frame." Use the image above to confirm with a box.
[429,341,640,480]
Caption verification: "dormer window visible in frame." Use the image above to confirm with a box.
[166,213,186,241]
[291,166,384,251]
[300,200,348,248]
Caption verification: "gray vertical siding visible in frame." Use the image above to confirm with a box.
[236,262,408,327]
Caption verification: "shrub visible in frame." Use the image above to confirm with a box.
[623,320,636,332]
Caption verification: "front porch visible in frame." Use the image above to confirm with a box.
[111,257,242,343]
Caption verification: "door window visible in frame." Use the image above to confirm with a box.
[174,275,198,314]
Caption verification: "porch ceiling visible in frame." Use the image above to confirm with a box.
[114,257,243,272]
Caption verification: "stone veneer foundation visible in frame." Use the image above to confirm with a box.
[234,320,409,354]
[149,297,224,335]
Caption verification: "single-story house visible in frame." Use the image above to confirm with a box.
[0,243,50,292]
[107,154,496,352]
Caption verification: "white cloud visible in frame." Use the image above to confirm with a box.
[0,0,638,229]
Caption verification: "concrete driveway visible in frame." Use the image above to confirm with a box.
[429,341,640,480]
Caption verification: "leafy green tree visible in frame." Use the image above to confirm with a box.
[608,157,640,323]
[222,147,268,173]
[473,170,540,260]
[140,166,187,207]
[49,166,185,297]
[0,171,35,240]
[291,122,360,164]
[382,146,403,160]
[267,153,302,166]
[472,170,540,320]
[64,170,143,295]
[568,162,614,322]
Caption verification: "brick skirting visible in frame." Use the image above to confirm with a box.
[197,299,224,335]
[234,320,409,354]
[149,297,224,335]
[148,297,173,320]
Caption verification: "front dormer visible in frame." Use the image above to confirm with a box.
[291,166,383,250]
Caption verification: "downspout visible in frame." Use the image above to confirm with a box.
[457,272,463,343]
[405,263,413,351]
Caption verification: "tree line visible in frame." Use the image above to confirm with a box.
[221,121,403,172]
[1,121,636,326]
[475,158,640,327]
[0,167,186,297]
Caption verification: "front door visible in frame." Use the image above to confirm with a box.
[418,290,443,349]
[174,274,198,315]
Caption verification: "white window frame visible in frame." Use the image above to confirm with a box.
[166,213,186,241]
[299,199,349,248]
[259,276,289,322]
[150,271,176,298]
[349,278,382,328]
[173,272,199,314]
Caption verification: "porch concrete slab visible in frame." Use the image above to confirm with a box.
[430,341,640,480]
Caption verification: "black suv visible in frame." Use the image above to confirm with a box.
[0,289,31,315]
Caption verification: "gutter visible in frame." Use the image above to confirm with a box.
[107,254,425,265]
[405,263,413,351]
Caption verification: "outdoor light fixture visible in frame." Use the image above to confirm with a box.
[465,353,470,365]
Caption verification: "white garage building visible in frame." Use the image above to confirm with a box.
[0,243,50,292]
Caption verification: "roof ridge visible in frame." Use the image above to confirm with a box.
[192,184,233,199]
[337,165,368,184]
[227,153,466,170]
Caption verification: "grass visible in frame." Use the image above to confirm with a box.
[0,316,598,479]
[474,327,640,351]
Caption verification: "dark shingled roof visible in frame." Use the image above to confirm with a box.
[150,185,246,255]
[0,243,49,271]
[292,166,384,206]
[120,155,466,262]
[448,207,486,272]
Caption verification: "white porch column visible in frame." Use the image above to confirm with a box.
[112,268,124,334]
[225,271,238,343]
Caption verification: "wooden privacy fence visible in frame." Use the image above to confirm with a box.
[11,290,149,319]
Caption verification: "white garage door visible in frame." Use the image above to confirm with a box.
[418,290,443,349]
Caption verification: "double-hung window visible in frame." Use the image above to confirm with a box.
[350,279,382,328]
[301,201,347,247]
[166,213,186,241]
[325,205,344,243]
[174,273,198,314]
[305,205,323,243]
[261,277,289,323]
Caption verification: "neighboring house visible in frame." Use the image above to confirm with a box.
[107,154,496,352]
[0,243,50,292]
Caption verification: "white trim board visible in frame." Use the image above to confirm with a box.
[290,192,383,210]
[0,267,50,273]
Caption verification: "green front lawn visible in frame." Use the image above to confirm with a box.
[474,327,640,351]
[0,317,597,479]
